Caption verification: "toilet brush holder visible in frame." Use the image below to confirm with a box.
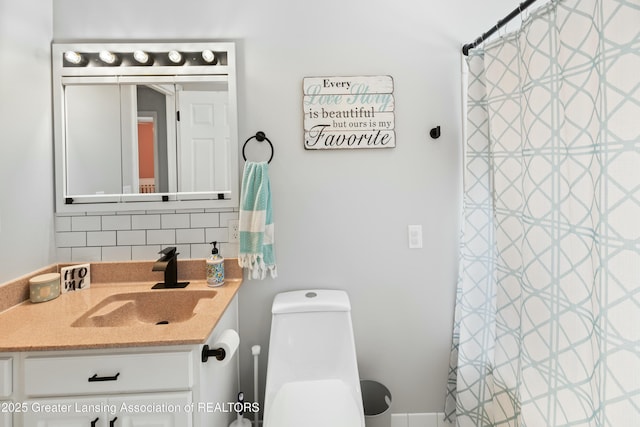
[229,392,251,427]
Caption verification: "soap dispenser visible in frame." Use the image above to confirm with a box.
[206,241,225,287]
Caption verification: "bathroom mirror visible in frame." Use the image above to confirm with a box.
[52,42,239,212]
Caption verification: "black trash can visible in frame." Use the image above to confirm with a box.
[360,380,392,427]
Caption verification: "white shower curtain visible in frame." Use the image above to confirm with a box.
[445,0,639,426]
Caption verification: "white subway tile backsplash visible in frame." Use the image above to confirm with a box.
[55,212,84,217]
[190,212,220,228]
[220,211,239,224]
[101,215,131,230]
[71,216,101,231]
[117,230,147,246]
[175,244,191,259]
[176,228,205,244]
[147,229,176,245]
[131,214,161,230]
[190,243,210,258]
[71,247,102,262]
[87,231,116,247]
[221,242,239,259]
[132,245,162,260]
[91,211,117,216]
[55,210,239,262]
[102,246,132,261]
[56,247,71,262]
[176,208,205,214]
[206,227,228,243]
[57,232,87,247]
[161,213,190,229]
[55,216,71,232]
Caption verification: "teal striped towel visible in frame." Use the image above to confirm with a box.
[238,161,277,279]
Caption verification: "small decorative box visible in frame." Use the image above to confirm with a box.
[29,273,61,303]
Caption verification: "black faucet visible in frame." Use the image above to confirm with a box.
[152,247,189,289]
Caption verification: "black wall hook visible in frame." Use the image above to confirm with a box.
[430,126,441,139]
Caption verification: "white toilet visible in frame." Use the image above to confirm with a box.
[263,289,365,427]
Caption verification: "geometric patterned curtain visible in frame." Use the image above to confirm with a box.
[445,1,640,426]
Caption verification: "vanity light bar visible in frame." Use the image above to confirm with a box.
[62,50,225,67]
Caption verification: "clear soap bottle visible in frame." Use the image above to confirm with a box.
[206,241,225,287]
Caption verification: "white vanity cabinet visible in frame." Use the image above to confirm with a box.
[0,357,13,427]
[23,393,191,427]
[22,353,193,427]
[12,295,239,427]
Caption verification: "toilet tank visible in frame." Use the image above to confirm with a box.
[266,289,361,387]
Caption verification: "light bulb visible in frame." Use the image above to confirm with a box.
[64,51,83,64]
[133,50,150,64]
[99,50,118,65]
[201,50,216,63]
[168,50,183,64]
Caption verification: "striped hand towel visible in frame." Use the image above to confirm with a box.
[238,161,277,279]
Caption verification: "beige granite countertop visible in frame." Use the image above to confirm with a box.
[0,259,242,352]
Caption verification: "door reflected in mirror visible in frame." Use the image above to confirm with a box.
[176,82,230,193]
[63,81,230,197]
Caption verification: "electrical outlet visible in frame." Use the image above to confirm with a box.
[228,219,240,243]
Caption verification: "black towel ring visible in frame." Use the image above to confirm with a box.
[242,131,274,164]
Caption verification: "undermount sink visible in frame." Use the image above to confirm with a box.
[71,289,217,327]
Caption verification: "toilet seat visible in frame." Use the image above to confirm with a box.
[265,379,363,427]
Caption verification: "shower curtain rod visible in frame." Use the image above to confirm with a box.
[462,0,538,55]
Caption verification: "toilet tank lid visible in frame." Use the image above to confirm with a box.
[272,290,351,314]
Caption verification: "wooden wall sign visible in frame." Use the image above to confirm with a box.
[303,75,395,150]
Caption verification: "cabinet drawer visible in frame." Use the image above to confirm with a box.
[24,351,192,397]
[0,358,11,398]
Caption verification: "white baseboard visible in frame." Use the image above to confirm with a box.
[390,412,454,427]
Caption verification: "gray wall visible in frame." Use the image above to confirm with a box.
[0,0,55,283]
[45,0,522,414]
